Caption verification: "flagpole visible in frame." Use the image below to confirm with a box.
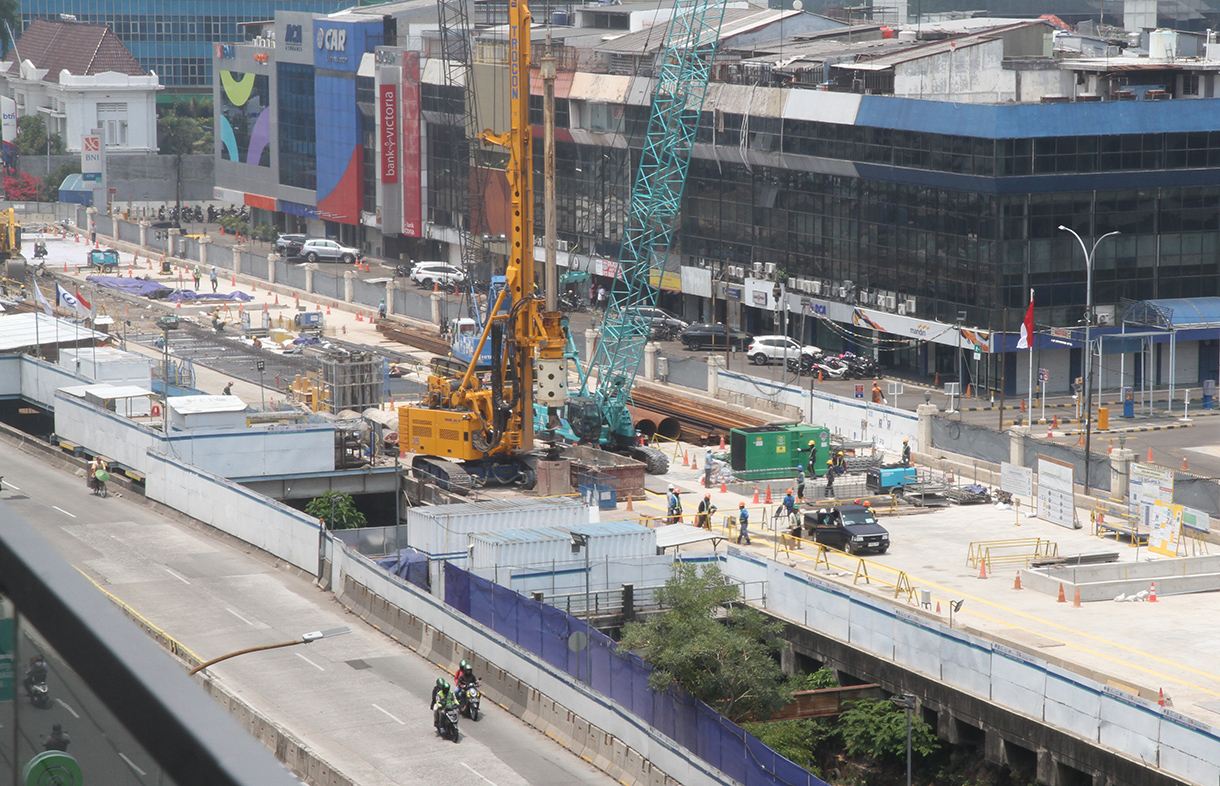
[1027,288,1034,426]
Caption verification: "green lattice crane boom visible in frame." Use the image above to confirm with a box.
[566,0,726,472]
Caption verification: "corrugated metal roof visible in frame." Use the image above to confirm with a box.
[1141,297,1220,327]
[168,395,249,415]
[470,520,650,545]
[413,497,586,519]
[0,312,108,351]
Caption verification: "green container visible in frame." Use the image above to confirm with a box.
[730,425,830,478]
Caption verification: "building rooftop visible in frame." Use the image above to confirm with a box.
[0,312,107,351]
[5,19,146,83]
[168,395,249,415]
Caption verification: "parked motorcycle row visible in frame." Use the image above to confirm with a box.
[136,204,250,224]
[786,350,880,379]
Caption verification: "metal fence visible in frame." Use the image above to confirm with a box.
[245,253,268,280]
[314,270,342,301]
[445,563,831,786]
[353,277,383,309]
[118,221,141,245]
[281,261,306,290]
[1173,474,1220,517]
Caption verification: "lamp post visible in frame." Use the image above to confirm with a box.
[155,315,179,443]
[890,694,916,786]
[1058,226,1120,492]
[256,359,266,410]
[772,281,786,378]
[189,626,350,675]
[570,532,592,684]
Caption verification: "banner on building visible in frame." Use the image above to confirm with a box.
[401,51,422,237]
[0,96,15,171]
[380,84,398,184]
[81,133,103,183]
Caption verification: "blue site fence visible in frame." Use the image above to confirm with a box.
[444,563,831,786]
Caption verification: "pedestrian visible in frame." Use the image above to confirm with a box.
[796,467,806,502]
[665,484,677,524]
[825,460,836,498]
[597,284,608,312]
[589,280,597,303]
[378,298,387,319]
[901,438,911,467]
[670,490,683,524]
[696,493,715,530]
[834,450,847,474]
[871,381,885,404]
[192,266,201,290]
[223,381,233,395]
[209,266,218,292]
[736,502,750,545]
[87,456,99,492]
[89,221,96,245]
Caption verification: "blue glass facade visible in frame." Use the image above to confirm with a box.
[22,0,348,88]
[278,63,317,191]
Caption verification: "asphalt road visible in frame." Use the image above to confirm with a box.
[0,448,616,786]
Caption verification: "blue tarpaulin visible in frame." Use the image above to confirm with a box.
[375,548,429,591]
[86,275,172,298]
[168,289,254,302]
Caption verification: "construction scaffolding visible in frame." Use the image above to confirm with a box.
[293,351,385,414]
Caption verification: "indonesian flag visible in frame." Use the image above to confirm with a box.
[1017,290,1034,350]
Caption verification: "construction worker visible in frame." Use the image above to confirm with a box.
[825,459,836,497]
[209,266,219,293]
[696,493,715,530]
[834,450,847,474]
[871,381,886,404]
[807,440,818,474]
[901,438,912,467]
[796,467,806,502]
[736,502,750,545]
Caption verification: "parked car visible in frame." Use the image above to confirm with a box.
[747,335,821,366]
[410,261,467,288]
[680,323,751,351]
[275,233,310,258]
[616,306,688,339]
[801,503,890,555]
[298,238,362,264]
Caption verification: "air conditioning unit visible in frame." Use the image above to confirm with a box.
[883,294,897,311]
[764,262,776,276]
[897,303,909,315]
[557,240,570,252]
[811,281,822,295]
[837,287,849,299]
[903,296,916,312]
[751,261,764,276]
[730,265,743,279]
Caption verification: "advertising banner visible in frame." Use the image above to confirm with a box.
[380,84,398,184]
[401,52,422,237]
[81,133,103,183]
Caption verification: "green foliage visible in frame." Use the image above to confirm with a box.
[252,222,276,243]
[0,0,19,58]
[838,698,940,764]
[158,113,210,155]
[789,668,839,691]
[745,719,834,777]
[41,161,81,201]
[304,491,367,530]
[15,115,65,156]
[617,563,789,722]
[218,213,250,237]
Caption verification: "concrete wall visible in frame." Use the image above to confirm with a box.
[19,154,215,202]
[717,548,1220,786]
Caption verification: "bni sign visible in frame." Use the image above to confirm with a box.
[81,134,103,182]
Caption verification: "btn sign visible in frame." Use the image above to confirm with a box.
[316,27,347,51]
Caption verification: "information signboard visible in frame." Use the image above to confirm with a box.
[1130,462,1174,508]
[1037,455,1078,529]
[1147,500,1184,557]
[1001,461,1033,498]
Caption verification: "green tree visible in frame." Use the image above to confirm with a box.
[0,0,20,57]
[304,491,367,530]
[158,114,209,155]
[41,160,81,201]
[744,669,841,777]
[838,698,940,763]
[618,563,789,722]
[15,115,65,156]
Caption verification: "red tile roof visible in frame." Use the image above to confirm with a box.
[5,20,146,83]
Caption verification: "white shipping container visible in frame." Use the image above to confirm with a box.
[59,348,154,415]
[406,497,590,562]
[468,520,657,571]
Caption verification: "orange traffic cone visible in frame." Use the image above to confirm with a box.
[1057,584,1067,603]
[1052,416,1059,429]
[1147,446,1154,462]
[965,383,972,398]
[1014,572,1022,590]
[625,495,634,512]
[357,312,363,322]
[1150,582,1158,602]
[765,485,773,504]
[1073,588,1082,608]
[274,294,279,305]
[818,370,823,382]
[691,455,698,471]
[1020,398,1026,412]
[936,601,941,613]
[720,479,727,493]
[433,282,439,293]
[1108,439,1113,454]
[1183,456,1189,471]
[1046,422,1053,438]
[1158,689,1167,707]
[752,488,759,504]
[719,434,726,450]
[175,299,181,309]
[682,450,689,467]
[326,304,332,315]
[977,561,988,579]
[934,372,940,387]
[231,275,236,286]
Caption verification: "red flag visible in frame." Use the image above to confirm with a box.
[74,287,91,312]
[1017,291,1034,349]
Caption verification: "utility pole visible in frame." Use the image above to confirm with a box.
[542,38,558,313]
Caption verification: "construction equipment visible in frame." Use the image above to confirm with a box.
[87,248,120,273]
[398,0,567,489]
[563,0,727,474]
[0,207,21,262]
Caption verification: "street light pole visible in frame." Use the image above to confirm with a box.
[571,532,592,684]
[256,359,266,410]
[189,627,350,675]
[890,694,915,786]
[1059,226,1120,492]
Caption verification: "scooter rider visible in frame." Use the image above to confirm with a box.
[454,659,477,690]
[430,678,453,730]
[42,723,70,752]
[23,656,47,695]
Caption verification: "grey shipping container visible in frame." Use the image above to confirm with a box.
[405,497,590,562]
[468,521,657,571]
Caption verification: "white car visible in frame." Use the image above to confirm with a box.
[747,335,820,365]
[410,262,467,288]
[299,238,362,264]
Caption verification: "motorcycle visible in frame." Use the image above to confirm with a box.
[32,241,47,259]
[25,675,50,709]
[812,357,851,379]
[456,680,481,721]
[558,291,588,313]
[436,696,461,742]
[650,323,681,342]
[395,263,412,278]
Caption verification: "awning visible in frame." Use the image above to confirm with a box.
[653,523,724,551]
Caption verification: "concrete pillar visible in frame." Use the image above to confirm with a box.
[197,235,211,267]
[916,402,938,454]
[304,263,315,294]
[1111,448,1135,500]
[984,730,1005,766]
[385,280,396,317]
[430,290,442,326]
[707,354,724,398]
[584,327,599,362]
[233,250,243,277]
[344,270,355,303]
[1010,425,1028,467]
[643,342,657,381]
[167,228,181,259]
[139,221,148,249]
[1036,749,1055,786]
[267,253,278,285]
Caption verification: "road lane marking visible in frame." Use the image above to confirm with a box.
[163,568,190,585]
[51,506,76,518]
[461,762,498,786]
[295,653,324,671]
[225,608,254,626]
[2,480,19,490]
[118,753,147,776]
[55,699,79,718]
[371,703,404,725]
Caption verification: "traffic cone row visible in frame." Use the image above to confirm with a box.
[356,312,364,322]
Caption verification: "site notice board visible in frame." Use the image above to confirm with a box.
[1037,456,1079,529]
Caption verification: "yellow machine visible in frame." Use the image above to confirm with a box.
[399,0,568,487]
[0,208,21,262]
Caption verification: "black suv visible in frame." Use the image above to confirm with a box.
[801,504,889,555]
[275,234,310,258]
[680,323,751,351]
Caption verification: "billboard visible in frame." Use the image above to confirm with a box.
[313,20,376,72]
[81,133,103,182]
[380,84,398,184]
[401,52,422,238]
